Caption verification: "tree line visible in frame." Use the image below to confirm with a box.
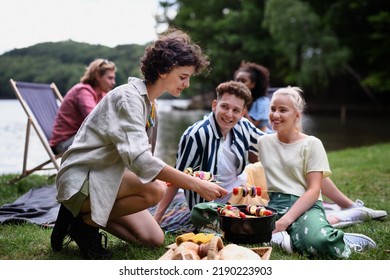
[0,40,146,99]
[0,0,389,111]
[157,0,389,110]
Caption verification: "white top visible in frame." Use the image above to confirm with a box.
[257,134,331,199]
[56,77,166,226]
[214,133,247,204]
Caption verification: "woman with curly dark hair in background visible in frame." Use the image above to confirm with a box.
[234,61,272,133]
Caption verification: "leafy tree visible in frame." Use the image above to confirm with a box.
[305,0,390,105]
[157,0,276,95]
[156,0,389,109]
[264,0,350,93]
[265,0,389,105]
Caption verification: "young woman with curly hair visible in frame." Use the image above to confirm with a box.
[51,28,227,259]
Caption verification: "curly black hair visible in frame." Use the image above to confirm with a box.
[233,61,270,100]
[140,28,210,84]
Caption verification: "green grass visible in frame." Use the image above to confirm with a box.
[0,143,389,260]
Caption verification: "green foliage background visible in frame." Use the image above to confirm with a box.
[0,40,145,99]
[0,0,389,109]
[158,0,390,108]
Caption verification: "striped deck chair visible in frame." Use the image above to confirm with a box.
[8,79,63,184]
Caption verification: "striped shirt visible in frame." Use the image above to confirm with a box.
[176,112,264,210]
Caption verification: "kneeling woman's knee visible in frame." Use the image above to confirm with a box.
[144,181,166,205]
[148,231,165,247]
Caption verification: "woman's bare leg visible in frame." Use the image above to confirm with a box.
[81,170,166,226]
[104,210,164,247]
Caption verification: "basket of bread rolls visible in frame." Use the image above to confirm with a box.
[159,233,272,260]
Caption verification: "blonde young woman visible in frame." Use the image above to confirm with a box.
[258,86,376,258]
[234,61,386,228]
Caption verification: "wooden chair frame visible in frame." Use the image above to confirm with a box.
[8,79,63,184]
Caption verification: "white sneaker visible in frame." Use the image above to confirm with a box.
[324,199,387,220]
[271,231,293,253]
[331,208,371,228]
[329,199,387,228]
[352,199,387,220]
[343,233,376,252]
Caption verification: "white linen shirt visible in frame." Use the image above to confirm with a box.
[56,77,166,227]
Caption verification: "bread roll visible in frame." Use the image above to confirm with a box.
[172,241,200,260]
[207,236,224,260]
[219,244,261,260]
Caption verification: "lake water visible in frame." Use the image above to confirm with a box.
[1,99,390,175]
[0,99,204,175]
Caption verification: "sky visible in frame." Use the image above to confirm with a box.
[0,0,169,55]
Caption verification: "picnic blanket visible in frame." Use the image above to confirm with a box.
[0,184,59,226]
[149,191,194,233]
[0,184,194,233]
